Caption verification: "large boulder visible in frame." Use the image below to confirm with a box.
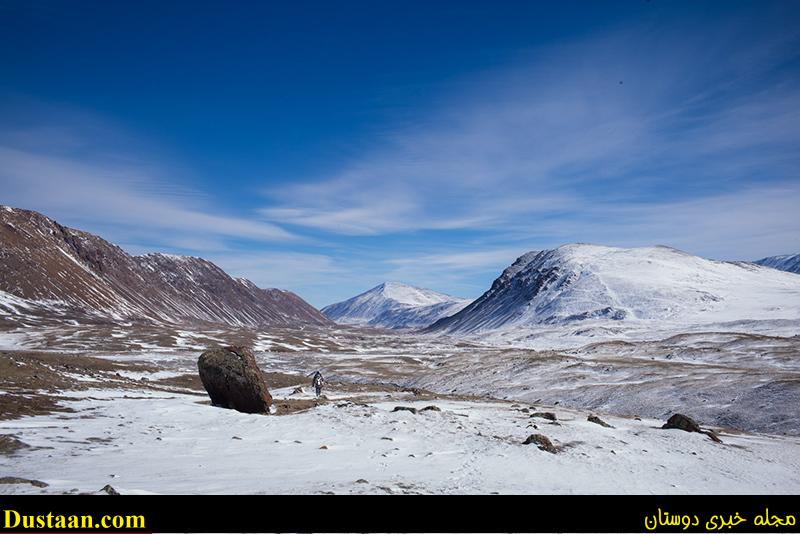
[198,346,273,413]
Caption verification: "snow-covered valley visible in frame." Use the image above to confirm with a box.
[1,321,798,494]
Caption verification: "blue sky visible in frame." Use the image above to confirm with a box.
[1,0,799,307]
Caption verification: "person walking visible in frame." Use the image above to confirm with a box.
[311,370,324,397]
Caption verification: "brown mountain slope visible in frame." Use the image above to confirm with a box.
[0,205,330,327]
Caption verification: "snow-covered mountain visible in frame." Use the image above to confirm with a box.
[322,282,470,329]
[429,244,800,334]
[0,206,330,327]
[754,253,800,274]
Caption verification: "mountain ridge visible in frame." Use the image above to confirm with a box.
[754,253,800,274]
[429,243,800,334]
[0,205,329,328]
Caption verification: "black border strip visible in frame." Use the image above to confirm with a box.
[0,495,798,533]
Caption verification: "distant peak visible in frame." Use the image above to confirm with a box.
[321,280,469,328]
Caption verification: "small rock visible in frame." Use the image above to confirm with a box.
[0,435,30,454]
[522,433,559,454]
[392,406,418,415]
[232,436,242,440]
[291,386,304,395]
[530,412,557,421]
[420,405,441,412]
[355,479,369,484]
[381,436,394,441]
[588,415,615,428]
[663,413,723,443]
[319,445,328,450]
[99,484,119,495]
[662,413,702,432]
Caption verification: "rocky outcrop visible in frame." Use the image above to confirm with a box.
[198,346,272,414]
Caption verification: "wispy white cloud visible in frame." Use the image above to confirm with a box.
[585,183,800,261]
[257,19,800,263]
[0,141,297,243]
[386,248,525,270]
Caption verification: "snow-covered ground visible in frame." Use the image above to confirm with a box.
[453,317,800,350]
[2,385,798,494]
[1,318,798,494]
